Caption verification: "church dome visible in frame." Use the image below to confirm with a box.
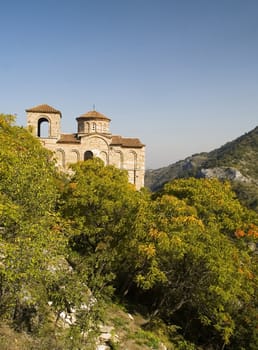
[76,110,111,135]
[76,110,111,121]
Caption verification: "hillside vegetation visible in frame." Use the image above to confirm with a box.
[0,114,257,349]
[145,126,258,211]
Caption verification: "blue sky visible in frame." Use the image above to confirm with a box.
[1,0,258,169]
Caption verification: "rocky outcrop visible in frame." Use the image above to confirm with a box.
[96,325,117,350]
[200,167,251,182]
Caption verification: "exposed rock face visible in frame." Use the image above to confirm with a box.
[145,153,209,191]
[200,167,251,182]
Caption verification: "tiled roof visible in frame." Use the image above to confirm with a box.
[77,110,111,121]
[26,104,62,115]
[111,136,144,148]
[57,134,80,144]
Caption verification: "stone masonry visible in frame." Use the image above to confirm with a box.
[26,104,145,189]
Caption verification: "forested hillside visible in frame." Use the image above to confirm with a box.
[0,114,257,349]
[145,126,258,211]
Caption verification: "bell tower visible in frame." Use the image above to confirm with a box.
[26,104,62,139]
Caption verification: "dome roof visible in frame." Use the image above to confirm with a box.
[76,110,111,121]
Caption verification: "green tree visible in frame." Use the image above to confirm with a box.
[0,114,59,218]
[160,178,258,236]
[0,114,81,342]
[130,180,257,348]
[60,158,142,297]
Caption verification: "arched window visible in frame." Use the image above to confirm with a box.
[37,117,50,137]
[78,122,84,133]
[92,123,96,132]
[129,151,137,184]
[115,151,123,169]
[70,149,80,164]
[84,150,94,160]
[56,149,65,168]
[99,151,108,165]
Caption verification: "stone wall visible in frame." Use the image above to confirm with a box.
[43,136,145,189]
[26,105,145,189]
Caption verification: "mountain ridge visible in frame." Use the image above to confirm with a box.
[145,125,258,211]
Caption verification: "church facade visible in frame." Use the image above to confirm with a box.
[26,104,145,189]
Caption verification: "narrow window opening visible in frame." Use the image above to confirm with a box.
[38,118,50,137]
[84,150,94,160]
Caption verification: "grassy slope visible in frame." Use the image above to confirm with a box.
[0,303,172,350]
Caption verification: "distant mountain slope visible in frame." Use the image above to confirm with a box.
[204,126,258,179]
[145,126,258,211]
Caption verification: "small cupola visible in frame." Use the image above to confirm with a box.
[76,110,111,136]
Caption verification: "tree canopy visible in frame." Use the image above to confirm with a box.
[0,114,257,349]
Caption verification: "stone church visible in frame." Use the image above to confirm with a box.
[26,104,145,189]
